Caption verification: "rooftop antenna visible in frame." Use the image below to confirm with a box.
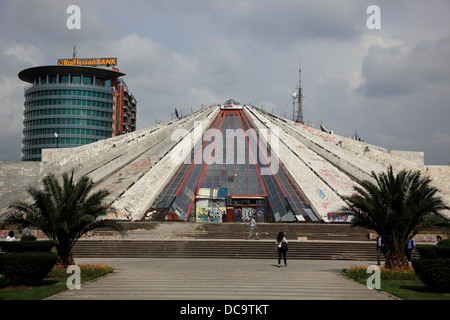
[295,55,304,124]
[72,46,77,59]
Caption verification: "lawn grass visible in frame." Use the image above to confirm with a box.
[380,280,450,300]
[0,264,114,300]
[0,278,68,300]
[341,265,450,300]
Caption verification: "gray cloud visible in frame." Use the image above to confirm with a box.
[0,0,449,165]
[358,36,450,98]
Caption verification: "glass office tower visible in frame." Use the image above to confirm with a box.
[18,65,134,161]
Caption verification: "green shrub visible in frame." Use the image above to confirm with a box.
[411,258,450,292]
[416,245,450,259]
[438,239,450,247]
[48,264,115,280]
[413,242,450,292]
[1,252,58,286]
[0,238,57,284]
[0,275,9,288]
[20,235,37,242]
[0,240,56,253]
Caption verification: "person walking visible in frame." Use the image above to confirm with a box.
[376,234,386,265]
[247,216,259,240]
[276,232,288,267]
[22,227,32,236]
[405,237,415,261]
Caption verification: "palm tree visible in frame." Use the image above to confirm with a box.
[343,166,450,269]
[6,171,124,266]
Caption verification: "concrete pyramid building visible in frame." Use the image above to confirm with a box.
[1,101,449,223]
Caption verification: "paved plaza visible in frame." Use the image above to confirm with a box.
[46,257,396,300]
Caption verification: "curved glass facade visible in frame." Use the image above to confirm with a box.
[19,66,124,161]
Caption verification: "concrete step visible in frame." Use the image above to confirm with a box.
[72,239,420,261]
[95,221,371,241]
[179,223,370,241]
[78,223,421,261]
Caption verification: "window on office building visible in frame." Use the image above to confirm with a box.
[49,75,57,84]
[71,75,81,84]
[60,75,69,83]
[83,76,92,85]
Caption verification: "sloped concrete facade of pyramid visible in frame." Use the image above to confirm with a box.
[244,107,359,222]
[107,107,220,220]
[244,105,450,220]
[1,104,449,222]
[0,106,218,216]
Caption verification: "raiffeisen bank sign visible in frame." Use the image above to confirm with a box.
[57,57,118,67]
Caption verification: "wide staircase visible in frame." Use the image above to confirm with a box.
[72,222,420,261]
[73,239,380,261]
[186,223,370,241]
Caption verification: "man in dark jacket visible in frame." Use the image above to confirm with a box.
[376,234,387,265]
[405,237,415,261]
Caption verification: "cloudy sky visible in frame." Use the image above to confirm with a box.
[0,0,449,165]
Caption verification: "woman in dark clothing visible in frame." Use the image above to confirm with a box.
[276,232,288,267]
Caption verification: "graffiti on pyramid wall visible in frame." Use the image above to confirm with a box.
[196,206,225,222]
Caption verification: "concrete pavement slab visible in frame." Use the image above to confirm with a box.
[46,258,396,300]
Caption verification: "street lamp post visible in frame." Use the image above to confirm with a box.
[54,132,59,148]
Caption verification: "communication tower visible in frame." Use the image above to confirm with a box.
[296,57,304,123]
[292,57,304,124]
